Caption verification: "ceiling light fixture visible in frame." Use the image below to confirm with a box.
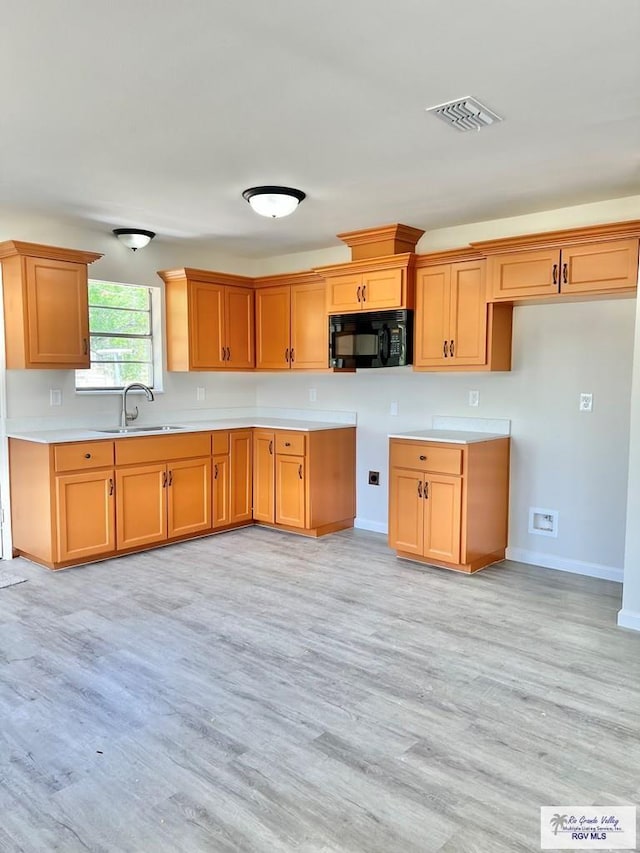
[242,186,306,218]
[112,228,156,251]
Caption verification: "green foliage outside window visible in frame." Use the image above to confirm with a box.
[76,281,154,390]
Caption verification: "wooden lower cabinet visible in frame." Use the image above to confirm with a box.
[388,437,509,573]
[212,454,230,528]
[167,457,212,538]
[251,427,355,536]
[229,430,253,523]
[116,463,167,550]
[55,469,115,562]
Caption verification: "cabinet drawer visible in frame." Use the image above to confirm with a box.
[275,432,306,456]
[212,431,229,455]
[54,441,114,472]
[390,441,462,475]
[115,432,211,465]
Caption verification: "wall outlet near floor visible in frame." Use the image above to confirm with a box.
[468,390,480,408]
[528,507,559,538]
[49,389,62,407]
[579,392,593,412]
[196,386,205,401]
[309,387,317,402]
[389,401,399,416]
[368,471,380,486]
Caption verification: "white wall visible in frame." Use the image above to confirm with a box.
[620,292,640,627]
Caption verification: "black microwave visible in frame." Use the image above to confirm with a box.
[329,309,413,369]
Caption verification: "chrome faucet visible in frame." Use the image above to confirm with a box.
[121,382,154,428]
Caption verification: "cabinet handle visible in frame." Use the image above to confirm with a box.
[362,285,366,302]
[424,481,429,499]
[443,340,447,358]
[226,347,231,361]
[419,455,426,461]
[356,286,361,302]
[552,263,558,285]
[285,348,290,363]
[214,463,218,479]
[168,470,173,486]
[298,464,303,479]
[290,348,294,363]
[84,453,91,459]
[162,472,167,488]
[562,262,568,284]
[221,347,226,362]
[417,480,422,498]
[83,338,88,356]
[108,478,114,496]
[268,440,273,455]
[449,339,455,357]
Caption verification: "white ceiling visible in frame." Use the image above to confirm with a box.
[1,0,639,257]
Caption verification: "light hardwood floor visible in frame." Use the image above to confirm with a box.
[0,527,638,852]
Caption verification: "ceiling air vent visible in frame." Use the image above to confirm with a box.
[426,96,502,132]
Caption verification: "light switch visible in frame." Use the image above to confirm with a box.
[50,389,62,407]
[390,401,399,416]
[196,387,205,401]
[468,390,479,407]
[309,388,317,402]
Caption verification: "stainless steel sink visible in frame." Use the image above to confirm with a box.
[96,425,185,434]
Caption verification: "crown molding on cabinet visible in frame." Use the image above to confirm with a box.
[157,267,254,287]
[470,219,640,254]
[337,223,425,260]
[0,240,102,265]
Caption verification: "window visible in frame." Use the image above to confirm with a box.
[76,281,158,390]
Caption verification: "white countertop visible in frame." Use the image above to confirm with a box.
[388,429,508,444]
[7,418,355,445]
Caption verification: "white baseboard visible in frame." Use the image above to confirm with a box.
[617,609,640,631]
[506,546,623,583]
[354,518,388,535]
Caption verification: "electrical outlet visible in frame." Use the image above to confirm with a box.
[579,393,593,412]
[196,386,205,401]
[309,388,317,402]
[468,390,479,407]
[389,401,399,416]
[49,389,62,407]
[368,471,380,486]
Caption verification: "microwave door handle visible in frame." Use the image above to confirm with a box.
[379,326,390,364]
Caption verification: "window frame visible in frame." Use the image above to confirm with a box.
[75,280,164,394]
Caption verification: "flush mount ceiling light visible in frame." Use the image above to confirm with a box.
[242,186,306,218]
[112,228,156,251]
[426,96,502,132]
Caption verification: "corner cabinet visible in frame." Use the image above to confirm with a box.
[413,254,513,372]
[0,241,102,369]
[252,427,356,536]
[318,254,416,314]
[159,267,255,370]
[388,436,510,573]
[254,272,328,370]
[475,222,640,303]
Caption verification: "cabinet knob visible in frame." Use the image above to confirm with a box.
[285,441,291,447]
[419,455,426,461]
[84,453,91,459]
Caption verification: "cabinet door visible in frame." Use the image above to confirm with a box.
[449,260,487,365]
[275,455,306,528]
[414,265,451,367]
[189,282,225,369]
[561,239,639,295]
[252,431,275,522]
[212,454,230,529]
[388,468,424,555]
[290,281,328,370]
[255,286,291,369]
[225,285,255,368]
[55,470,115,562]
[229,430,253,523]
[167,457,212,538]
[326,273,363,313]
[25,257,90,367]
[423,475,462,564]
[115,463,167,550]
[487,249,560,301]
[361,268,404,309]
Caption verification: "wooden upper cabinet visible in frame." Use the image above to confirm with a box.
[254,273,328,370]
[319,254,415,314]
[0,241,102,369]
[159,268,255,371]
[414,258,506,370]
[478,223,640,303]
[561,239,639,295]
